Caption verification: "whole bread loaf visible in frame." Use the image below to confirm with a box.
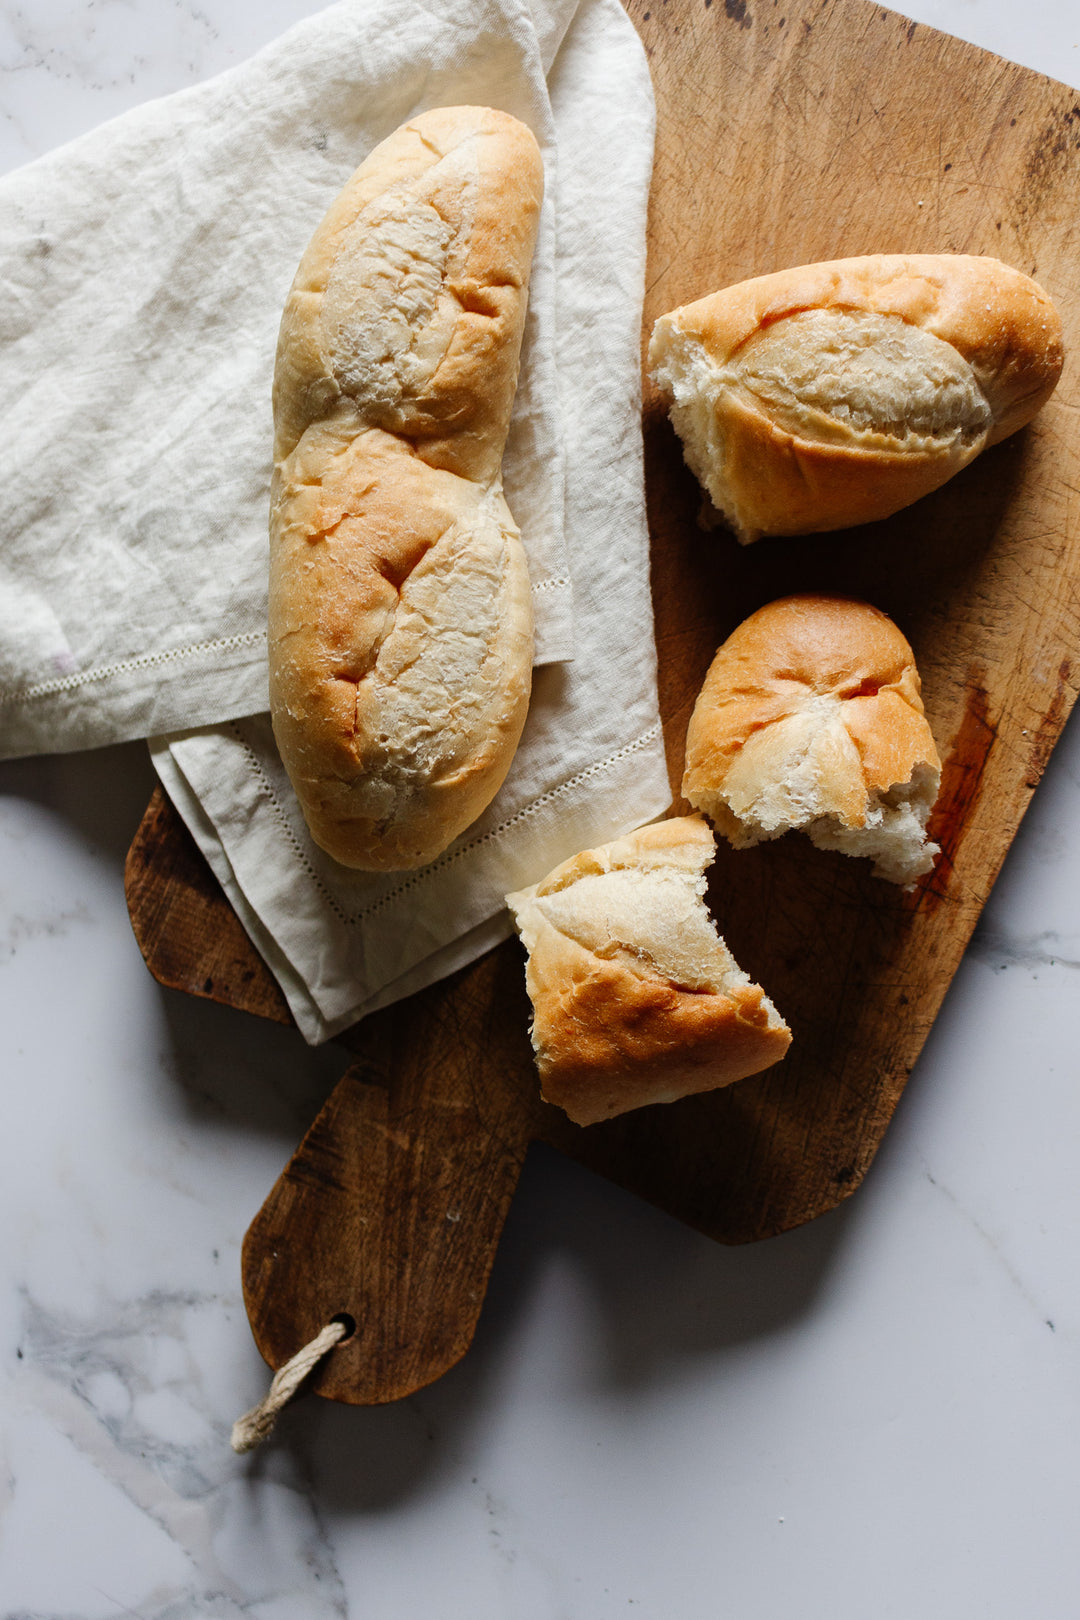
[506,817,791,1126]
[683,595,941,885]
[649,254,1063,543]
[269,107,543,870]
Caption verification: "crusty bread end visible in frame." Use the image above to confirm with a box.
[507,817,791,1126]
[683,595,942,886]
[649,254,1063,542]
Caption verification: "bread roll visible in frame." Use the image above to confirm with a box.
[506,817,791,1126]
[649,254,1063,543]
[269,108,543,870]
[683,595,941,885]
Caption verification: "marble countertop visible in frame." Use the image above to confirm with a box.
[2,1,1079,1615]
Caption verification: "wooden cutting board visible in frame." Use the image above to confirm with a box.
[126,0,1080,1404]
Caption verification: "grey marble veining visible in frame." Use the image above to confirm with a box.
[0,0,323,176]
[16,1294,346,1616]
[2,745,1079,1609]
[2,1,1080,1616]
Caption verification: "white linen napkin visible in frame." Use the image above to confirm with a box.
[0,0,576,754]
[2,0,672,1042]
[152,0,671,1042]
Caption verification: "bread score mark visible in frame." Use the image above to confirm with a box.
[735,308,994,448]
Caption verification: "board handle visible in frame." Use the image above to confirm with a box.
[240,941,541,1405]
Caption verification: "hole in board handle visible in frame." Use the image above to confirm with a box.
[330,1311,357,1341]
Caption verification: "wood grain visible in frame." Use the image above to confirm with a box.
[241,946,543,1402]
[125,785,291,1026]
[125,0,1080,1397]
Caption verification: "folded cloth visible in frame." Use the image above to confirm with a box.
[152,0,670,1042]
[3,0,672,1042]
[0,0,576,754]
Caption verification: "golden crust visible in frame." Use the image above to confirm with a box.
[527,813,719,894]
[683,596,942,882]
[269,108,543,869]
[273,105,545,479]
[524,933,790,1127]
[666,255,1063,436]
[649,254,1063,541]
[507,817,791,1127]
[684,594,939,808]
[269,428,533,868]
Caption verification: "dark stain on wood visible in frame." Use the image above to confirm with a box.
[918,672,995,914]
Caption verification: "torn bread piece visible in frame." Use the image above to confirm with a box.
[506,816,791,1127]
[648,254,1063,543]
[683,595,941,885]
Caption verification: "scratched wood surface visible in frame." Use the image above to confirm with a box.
[127,0,1080,1401]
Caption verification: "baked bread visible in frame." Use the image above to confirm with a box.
[649,254,1063,543]
[683,595,941,885]
[506,817,791,1126]
[269,107,543,869]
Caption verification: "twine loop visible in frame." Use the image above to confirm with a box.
[231,1318,349,1453]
